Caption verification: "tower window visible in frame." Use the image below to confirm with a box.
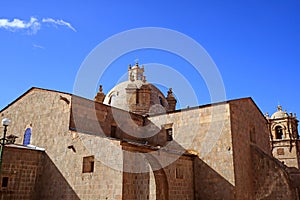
[82,156,94,173]
[166,128,173,141]
[275,126,283,139]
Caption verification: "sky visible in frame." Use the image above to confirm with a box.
[0,0,299,117]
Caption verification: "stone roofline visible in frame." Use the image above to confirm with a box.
[4,143,45,152]
[0,87,72,113]
[1,87,266,122]
[148,96,268,122]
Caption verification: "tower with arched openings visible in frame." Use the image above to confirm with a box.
[266,105,300,168]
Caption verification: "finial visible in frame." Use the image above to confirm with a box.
[166,88,177,112]
[265,112,269,118]
[94,85,106,103]
[135,58,139,66]
[277,105,282,111]
[128,64,132,70]
[167,88,174,97]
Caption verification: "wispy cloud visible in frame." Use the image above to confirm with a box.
[42,18,76,32]
[33,44,45,49]
[0,17,76,34]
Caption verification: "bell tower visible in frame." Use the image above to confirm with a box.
[266,105,300,168]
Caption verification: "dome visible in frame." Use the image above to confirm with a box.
[271,105,288,119]
[103,80,169,115]
[102,62,173,115]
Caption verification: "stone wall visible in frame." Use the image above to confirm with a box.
[149,103,235,199]
[251,145,297,199]
[0,146,44,200]
[229,98,271,199]
[71,95,167,146]
[122,143,194,200]
[272,140,300,168]
[0,88,71,146]
[0,88,124,199]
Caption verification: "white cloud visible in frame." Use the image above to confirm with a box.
[0,17,41,34]
[0,17,76,34]
[42,18,76,32]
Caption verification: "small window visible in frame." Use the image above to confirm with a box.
[82,156,94,173]
[159,96,164,106]
[108,94,116,105]
[2,177,8,188]
[175,166,183,179]
[166,128,173,141]
[111,125,117,138]
[277,148,285,155]
[275,126,283,139]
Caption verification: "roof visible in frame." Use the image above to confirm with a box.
[271,105,288,119]
[0,87,72,113]
[1,87,266,121]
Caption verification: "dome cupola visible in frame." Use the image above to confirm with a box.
[102,62,176,115]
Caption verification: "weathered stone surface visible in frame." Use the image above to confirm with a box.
[1,88,300,200]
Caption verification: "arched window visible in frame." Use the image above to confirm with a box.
[275,126,283,139]
[108,94,116,105]
[23,127,32,146]
[159,96,164,106]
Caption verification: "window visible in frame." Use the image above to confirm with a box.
[159,96,164,106]
[275,126,283,139]
[175,166,183,179]
[277,148,285,155]
[108,94,116,105]
[166,128,173,141]
[1,177,8,188]
[111,125,117,138]
[82,156,94,173]
[23,127,32,146]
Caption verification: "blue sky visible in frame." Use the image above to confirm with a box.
[0,0,299,117]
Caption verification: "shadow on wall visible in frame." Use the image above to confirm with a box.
[122,141,235,200]
[35,153,80,200]
[71,97,236,199]
[251,145,298,200]
[194,157,235,199]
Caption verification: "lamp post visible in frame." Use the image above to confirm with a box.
[0,118,11,174]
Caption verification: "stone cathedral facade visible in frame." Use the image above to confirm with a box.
[1,63,300,199]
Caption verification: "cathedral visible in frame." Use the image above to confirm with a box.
[0,63,300,199]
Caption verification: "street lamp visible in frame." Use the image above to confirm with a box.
[0,118,11,174]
